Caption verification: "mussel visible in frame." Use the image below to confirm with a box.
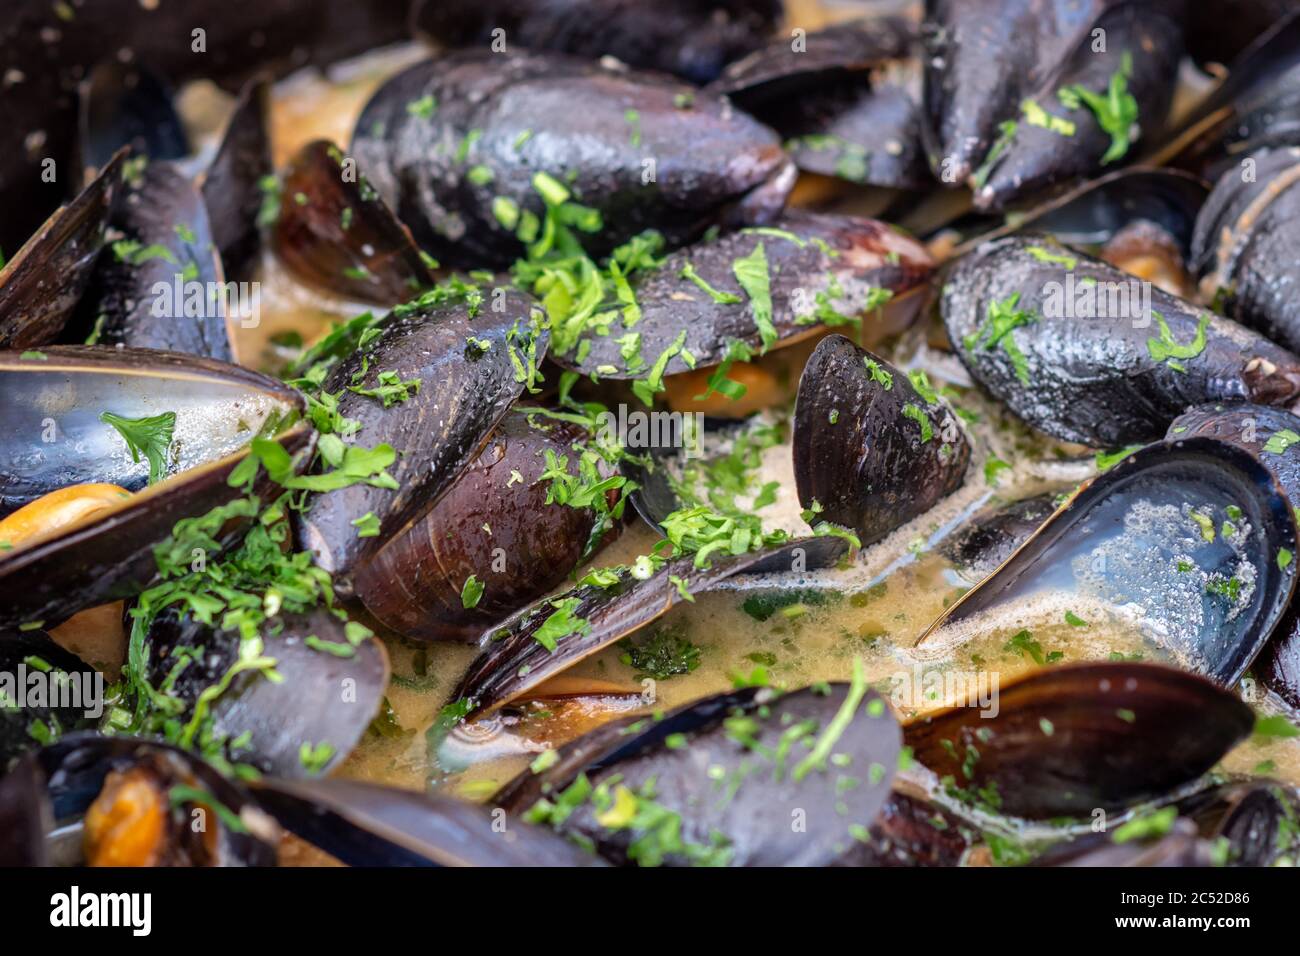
[353,411,618,642]
[294,289,548,589]
[0,346,313,631]
[6,734,279,866]
[708,16,929,191]
[904,662,1255,819]
[547,211,935,405]
[793,334,970,544]
[942,233,1300,446]
[0,628,102,766]
[1192,147,1300,354]
[451,537,847,720]
[350,50,795,268]
[918,436,1298,688]
[493,678,902,866]
[922,0,1185,209]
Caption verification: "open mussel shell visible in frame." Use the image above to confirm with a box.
[69,161,233,359]
[452,537,847,720]
[1169,402,1300,710]
[923,0,1183,210]
[295,292,548,588]
[919,437,1299,687]
[794,335,970,544]
[708,17,927,191]
[273,140,436,304]
[147,608,388,777]
[0,629,102,766]
[0,346,312,630]
[1191,146,1300,353]
[354,412,613,642]
[254,776,605,866]
[29,733,278,866]
[494,681,901,867]
[904,663,1256,820]
[350,50,794,268]
[552,211,934,382]
[0,151,123,350]
[413,0,781,85]
[201,78,273,283]
[942,234,1300,446]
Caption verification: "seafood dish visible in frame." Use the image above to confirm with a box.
[6,0,1300,873]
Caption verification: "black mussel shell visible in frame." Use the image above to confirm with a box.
[709,17,928,191]
[255,776,605,866]
[1184,0,1300,66]
[1192,147,1300,352]
[903,663,1255,819]
[942,492,1060,582]
[1169,403,1300,710]
[201,78,272,283]
[32,733,277,866]
[69,161,233,360]
[942,234,1300,447]
[0,346,312,630]
[350,50,795,268]
[354,412,613,642]
[923,0,1184,209]
[794,335,970,544]
[832,790,977,867]
[452,537,847,720]
[273,140,436,304]
[0,629,102,767]
[0,152,123,350]
[919,438,1298,687]
[412,0,782,85]
[295,291,547,588]
[496,681,901,866]
[1178,779,1300,865]
[146,608,388,777]
[551,211,934,382]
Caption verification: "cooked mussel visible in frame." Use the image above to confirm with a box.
[413,0,781,84]
[709,17,928,191]
[922,0,1184,210]
[494,678,901,866]
[903,662,1255,819]
[144,608,388,777]
[273,140,436,304]
[1192,147,1300,353]
[917,437,1298,687]
[254,775,605,866]
[941,492,1060,582]
[0,346,313,630]
[550,212,934,402]
[942,234,1300,446]
[350,50,795,268]
[794,335,970,543]
[294,289,548,588]
[353,411,617,642]
[4,734,279,866]
[451,536,847,720]
[201,78,274,284]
